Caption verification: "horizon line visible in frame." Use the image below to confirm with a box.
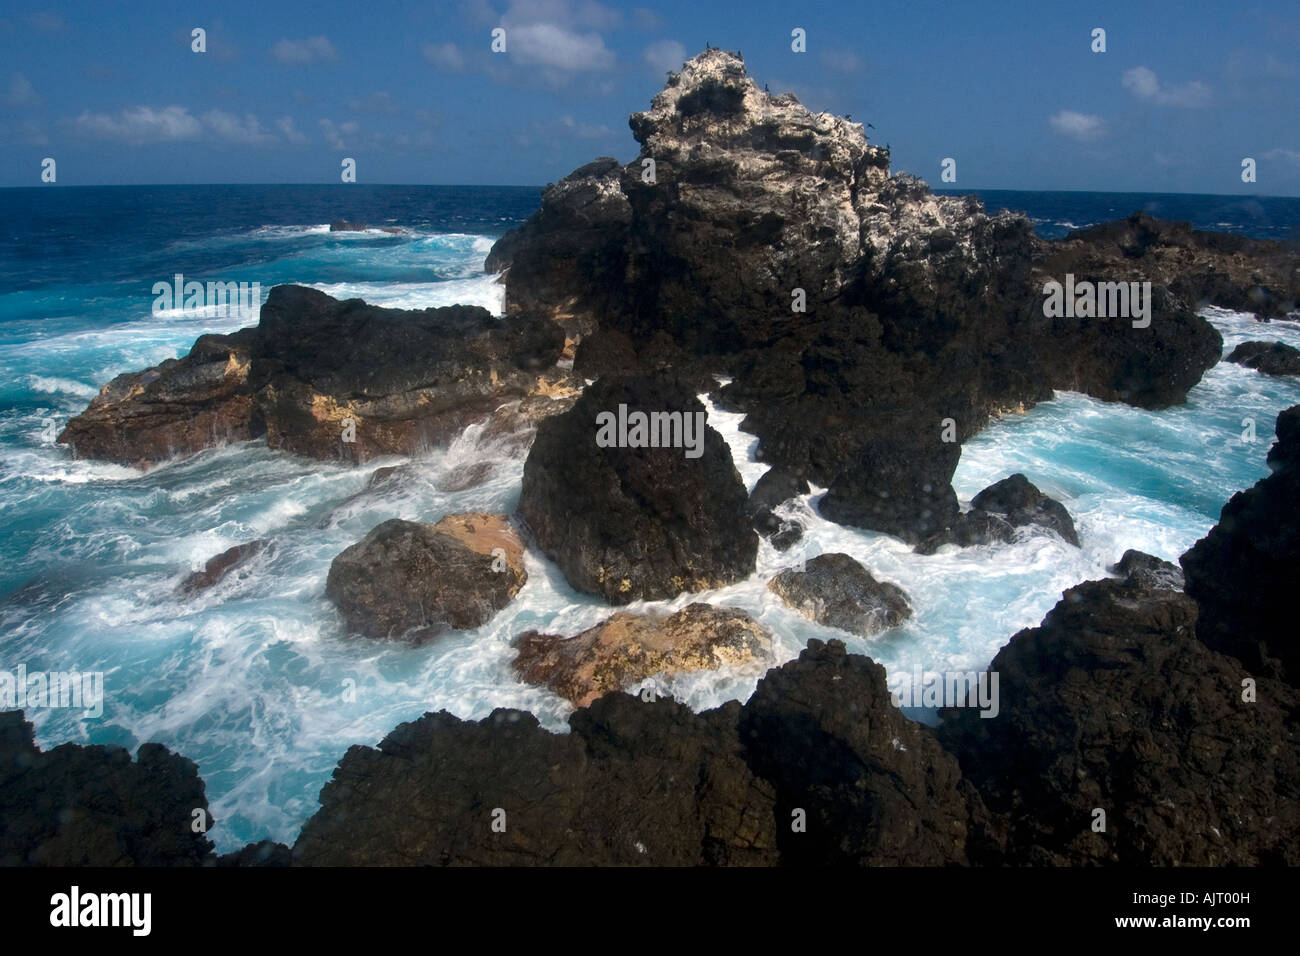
[1,183,1297,200]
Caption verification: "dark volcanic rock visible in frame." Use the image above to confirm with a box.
[325,513,526,641]
[294,638,982,866]
[749,467,810,512]
[971,474,1080,546]
[61,285,568,466]
[249,285,565,460]
[491,50,1229,542]
[748,468,808,550]
[513,603,771,707]
[1181,405,1300,684]
[293,700,781,866]
[216,840,292,867]
[518,374,757,603]
[485,157,631,342]
[1109,549,1184,590]
[739,639,990,865]
[819,437,963,544]
[915,510,1016,555]
[751,509,803,551]
[767,553,911,636]
[58,329,261,465]
[0,711,214,866]
[1062,212,1300,319]
[940,578,1300,865]
[330,220,403,234]
[178,539,270,596]
[1226,340,1300,376]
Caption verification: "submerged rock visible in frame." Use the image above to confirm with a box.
[1108,549,1184,590]
[748,467,809,551]
[518,374,757,603]
[971,474,1080,546]
[915,510,1016,555]
[513,603,771,707]
[330,220,403,234]
[178,539,270,596]
[1226,340,1300,376]
[325,513,526,641]
[767,552,911,636]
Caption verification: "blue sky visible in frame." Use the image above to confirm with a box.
[2,0,1298,193]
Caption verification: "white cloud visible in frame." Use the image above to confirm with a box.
[820,50,864,74]
[319,117,434,153]
[5,73,39,107]
[276,116,308,146]
[642,39,685,73]
[633,7,662,30]
[319,118,359,150]
[558,114,615,138]
[509,22,614,70]
[272,36,338,65]
[72,105,202,143]
[1263,148,1300,166]
[422,42,465,72]
[504,0,621,31]
[348,91,400,115]
[1122,66,1211,108]
[18,121,48,145]
[201,110,278,145]
[1048,110,1106,141]
[72,105,303,147]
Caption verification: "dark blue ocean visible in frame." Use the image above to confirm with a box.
[1,185,1298,851]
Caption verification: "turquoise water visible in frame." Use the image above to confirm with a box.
[2,186,1298,850]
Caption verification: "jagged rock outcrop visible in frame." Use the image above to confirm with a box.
[513,603,771,707]
[1226,340,1300,376]
[294,638,984,866]
[486,157,631,342]
[940,577,1300,865]
[60,285,568,466]
[1060,212,1300,319]
[518,374,757,603]
[325,513,527,641]
[1182,405,1300,684]
[488,50,1229,543]
[0,711,214,866]
[57,330,261,465]
[767,552,911,636]
[738,639,994,865]
[293,699,781,866]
